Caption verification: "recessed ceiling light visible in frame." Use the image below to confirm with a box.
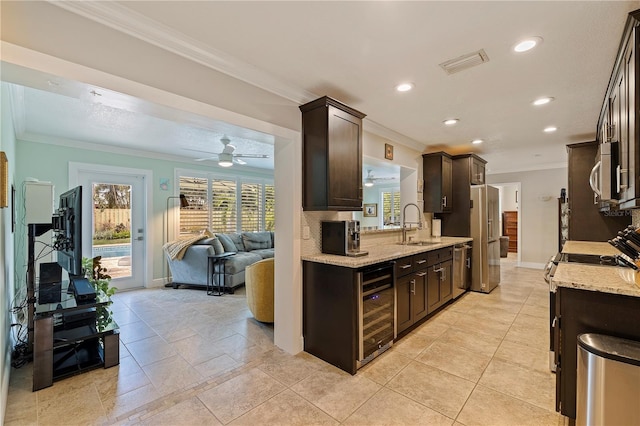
[533,96,554,106]
[471,139,484,145]
[443,118,459,126]
[395,83,414,92]
[514,37,543,53]
[544,126,558,133]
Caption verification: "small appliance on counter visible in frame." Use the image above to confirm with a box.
[321,220,368,257]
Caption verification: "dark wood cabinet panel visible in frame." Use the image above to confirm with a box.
[556,287,640,419]
[598,11,640,209]
[471,157,486,185]
[440,154,487,237]
[566,141,630,241]
[423,152,453,213]
[439,260,453,303]
[300,96,366,211]
[413,271,428,323]
[396,275,413,335]
[303,261,358,374]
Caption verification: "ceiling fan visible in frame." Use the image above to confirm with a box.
[191,136,270,167]
[364,169,396,187]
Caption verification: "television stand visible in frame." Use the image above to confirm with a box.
[32,280,119,391]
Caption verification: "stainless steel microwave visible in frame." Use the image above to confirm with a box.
[589,141,619,203]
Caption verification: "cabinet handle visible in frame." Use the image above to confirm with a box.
[442,196,447,208]
[441,268,446,282]
[415,271,427,277]
[400,264,412,269]
[433,266,444,273]
[410,279,416,295]
[416,259,427,264]
[466,257,471,268]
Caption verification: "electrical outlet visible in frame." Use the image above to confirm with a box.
[302,226,310,240]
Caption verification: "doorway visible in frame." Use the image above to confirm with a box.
[492,182,521,264]
[70,163,151,290]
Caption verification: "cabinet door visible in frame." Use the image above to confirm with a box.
[442,155,453,212]
[423,153,452,213]
[622,28,637,206]
[439,260,453,304]
[396,274,414,334]
[471,158,485,185]
[327,106,362,208]
[413,271,428,322]
[427,265,441,314]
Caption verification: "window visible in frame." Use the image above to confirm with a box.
[178,173,274,235]
[381,188,401,227]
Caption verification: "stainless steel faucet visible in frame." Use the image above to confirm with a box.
[402,203,423,244]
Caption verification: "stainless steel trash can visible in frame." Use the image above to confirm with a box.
[576,333,640,426]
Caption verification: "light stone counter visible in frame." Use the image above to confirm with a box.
[552,262,640,298]
[301,236,472,268]
[561,240,620,256]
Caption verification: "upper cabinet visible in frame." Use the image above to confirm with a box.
[598,10,640,209]
[300,96,366,211]
[423,152,453,213]
[470,156,486,185]
[440,153,487,237]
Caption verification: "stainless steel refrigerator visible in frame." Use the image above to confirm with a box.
[470,185,500,293]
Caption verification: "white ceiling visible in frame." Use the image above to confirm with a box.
[6,1,640,174]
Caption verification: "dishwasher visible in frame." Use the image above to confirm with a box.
[453,243,472,299]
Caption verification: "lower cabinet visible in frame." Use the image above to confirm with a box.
[396,248,453,335]
[396,270,428,334]
[427,260,453,314]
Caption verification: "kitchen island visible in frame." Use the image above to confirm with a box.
[302,237,472,374]
[551,244,640,420]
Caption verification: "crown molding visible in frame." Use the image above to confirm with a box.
[49,1,318,105]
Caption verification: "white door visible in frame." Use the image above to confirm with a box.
[75,170,147,290]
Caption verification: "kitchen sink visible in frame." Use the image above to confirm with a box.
[397,240,439,246]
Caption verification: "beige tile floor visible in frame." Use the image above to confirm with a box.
[5,255,568,425]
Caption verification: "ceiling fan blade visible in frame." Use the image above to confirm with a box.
[234,158,247,165]
[233,154,270,159]
[194,156,219,162]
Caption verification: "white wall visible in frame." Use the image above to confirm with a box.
[487,168,567,267]
[1,83,17,423]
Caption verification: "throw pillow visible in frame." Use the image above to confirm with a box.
[216,233,237,253]
[210,238,225,255]
[227,232,246,252]
[242,232,271,250]
[202,229,214,238]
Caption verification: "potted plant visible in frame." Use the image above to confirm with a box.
[82,256,117,297]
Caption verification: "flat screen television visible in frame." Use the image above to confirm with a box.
[52,186,82,277]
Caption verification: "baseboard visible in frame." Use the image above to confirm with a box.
[149,278,167,288]
[517,261,545,270]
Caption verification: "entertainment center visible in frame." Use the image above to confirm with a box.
[26,185,120,391]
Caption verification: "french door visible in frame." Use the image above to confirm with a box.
[73,166,148,290]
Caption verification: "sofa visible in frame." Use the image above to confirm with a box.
[166,231,274,293]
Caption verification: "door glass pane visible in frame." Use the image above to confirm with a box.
[92,183,132,279]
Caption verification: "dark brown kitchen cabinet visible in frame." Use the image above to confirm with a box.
[441,154,487,237]
[471,156,486,185]
[300,96,366,211]
[423,152,452,213]
[555,287,640,420]
[427,259,452,314]
[395,254,428,335]
[566,141,630,241]
[597,10,640,209]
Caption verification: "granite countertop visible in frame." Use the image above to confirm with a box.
[561,240,619,256]
[552,262,640,298]
[301,236,473,268]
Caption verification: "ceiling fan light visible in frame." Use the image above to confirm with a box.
[218,153,233,167]
[364,178,374,187]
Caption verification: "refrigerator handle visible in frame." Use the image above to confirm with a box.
[488,218,493,239]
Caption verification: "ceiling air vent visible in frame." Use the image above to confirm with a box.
[439,49,490,75]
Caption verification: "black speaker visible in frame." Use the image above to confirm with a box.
[38,262,62,304]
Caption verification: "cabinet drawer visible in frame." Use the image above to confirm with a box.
[413,252,429,269]
[395,256,414,276]
[427,247,453,265]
